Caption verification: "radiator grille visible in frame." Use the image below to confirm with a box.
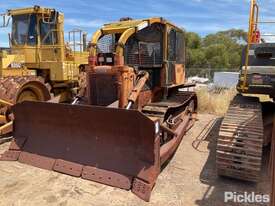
[89,73,118,106]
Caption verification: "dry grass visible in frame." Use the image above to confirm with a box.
[196,87,237,116]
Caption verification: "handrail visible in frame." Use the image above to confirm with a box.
[41,29,57,44]
[242,0,258,91]
[256,21,275,24]
[0,14,11,28]
[42,9,57,25]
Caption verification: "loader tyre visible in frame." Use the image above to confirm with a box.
[216,95,264,182]
[0,76,51,121]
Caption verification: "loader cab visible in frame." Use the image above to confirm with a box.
[0,6,89,82]
[9,7,61,46]
[11,13,58,46]
[6,6,64,65]
[11,13,59,46]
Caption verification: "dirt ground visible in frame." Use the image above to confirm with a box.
[0,114,271,206]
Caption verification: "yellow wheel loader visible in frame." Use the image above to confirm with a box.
[0,18,197,201]
[0,6,89,134]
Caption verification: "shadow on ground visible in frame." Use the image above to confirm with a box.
[194,117,271,206]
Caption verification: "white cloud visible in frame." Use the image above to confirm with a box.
[66,18,105,28]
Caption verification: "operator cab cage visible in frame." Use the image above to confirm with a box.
[238,0,275,97]
[242,43,275,67]
[2,6,61,46]
[89,17,186,86]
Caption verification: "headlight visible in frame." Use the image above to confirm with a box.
[106,57,113,63]
[98,57,104,62]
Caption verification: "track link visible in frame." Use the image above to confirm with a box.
[216,95,264,182]
[142,91,196,145]
[142,91,196,122]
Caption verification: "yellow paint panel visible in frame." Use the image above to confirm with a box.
[0,53,25,69]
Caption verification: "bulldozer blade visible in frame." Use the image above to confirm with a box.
[1,101,161,201]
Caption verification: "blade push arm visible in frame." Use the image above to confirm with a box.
[126,71,149,109]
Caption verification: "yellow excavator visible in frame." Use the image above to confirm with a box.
[0,6,89,135]
[216,0,275,182]
[0,17,197,201]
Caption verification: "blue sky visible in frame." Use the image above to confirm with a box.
[0,0,275,47]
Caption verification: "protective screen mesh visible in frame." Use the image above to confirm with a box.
[125,24,163,67]
[176,32,185,64]
[97,34,116,53]
[126,41,162,67]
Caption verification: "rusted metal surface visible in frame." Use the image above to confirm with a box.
[0,92,196,201]
[53,159,83,177]
[0,76,51,136]
[0,150,20,161]
[127,71,150,108]
[19,152,56,170]
[9,137,27,150]
[132,178,154,202]
[216,95,264,182]
[88,66,135,108]
[82,166,132,189]
[160,114,191,165]
[3,101,159,201]
[0,76,50,105]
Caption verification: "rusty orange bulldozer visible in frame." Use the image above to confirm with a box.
[0,17,197,201]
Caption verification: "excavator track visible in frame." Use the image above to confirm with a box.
[216,95,264,182]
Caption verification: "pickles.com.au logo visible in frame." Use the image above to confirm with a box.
[224,192,270,203]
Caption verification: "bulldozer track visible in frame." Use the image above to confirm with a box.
[142,91,196,122]
[216,95,264,182]
[142,91,196,147]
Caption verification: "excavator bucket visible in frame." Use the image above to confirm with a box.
[0,101,162,201]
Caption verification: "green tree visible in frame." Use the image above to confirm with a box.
[187,49,206,67]
[204,44,229,69]
[185,29,247,70]
[185,32,201,49]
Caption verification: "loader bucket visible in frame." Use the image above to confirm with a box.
[1,101,161,201]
